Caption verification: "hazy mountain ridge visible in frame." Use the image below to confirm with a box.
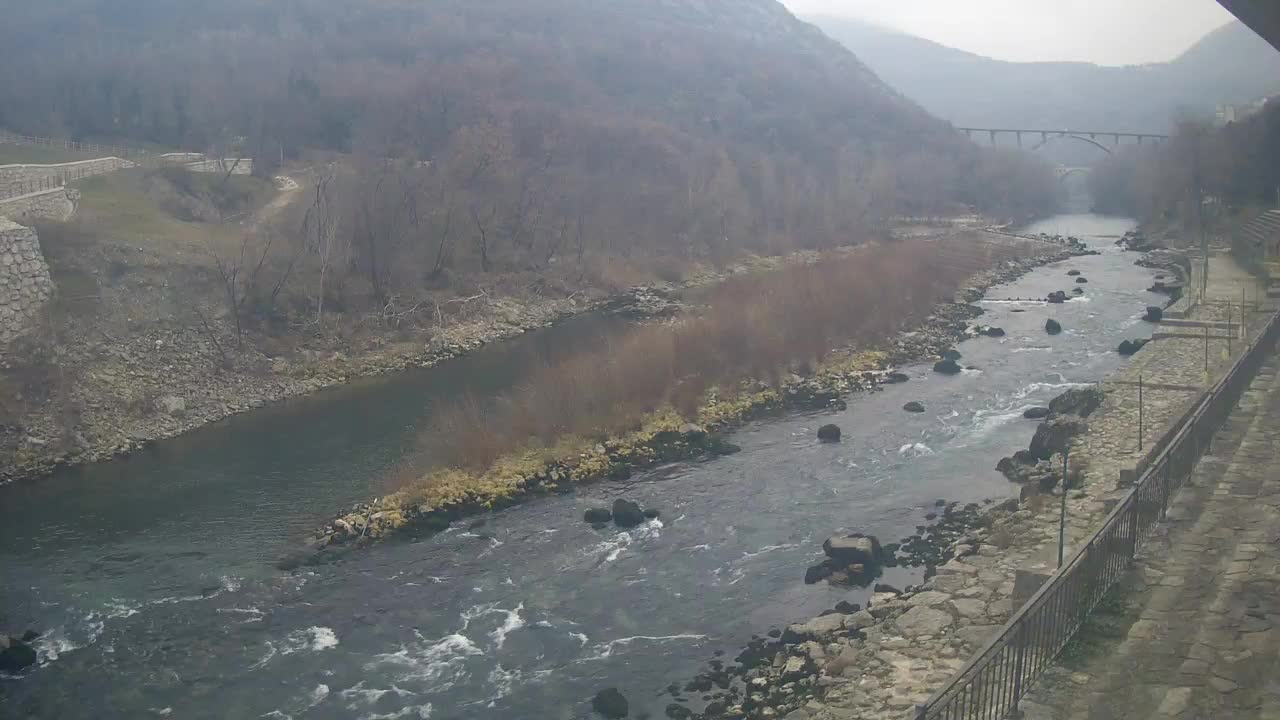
[808,16,1280,134]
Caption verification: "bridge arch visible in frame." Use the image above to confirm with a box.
[1030,134,1113,155]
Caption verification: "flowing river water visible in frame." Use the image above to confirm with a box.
[1,215,1161,719]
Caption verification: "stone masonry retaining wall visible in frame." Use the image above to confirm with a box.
[0,217,53,345]
[0,157,133,197]
[0,187,76,224]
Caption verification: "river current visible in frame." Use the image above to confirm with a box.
[0,215,1160,719]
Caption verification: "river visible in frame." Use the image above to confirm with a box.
[0,215,1159,719]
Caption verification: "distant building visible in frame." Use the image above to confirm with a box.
[1215,98,1271,127]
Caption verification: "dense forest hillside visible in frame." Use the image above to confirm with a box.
[810,17,1280,136]
[0,0,1056,270]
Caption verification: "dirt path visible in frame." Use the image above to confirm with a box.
[1022,354,1280,720]
[242,173,302,231]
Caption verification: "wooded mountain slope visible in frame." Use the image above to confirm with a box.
[811,17,1280,137]
[0,0,1057,267]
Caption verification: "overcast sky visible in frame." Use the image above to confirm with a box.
[780,0,1237,66]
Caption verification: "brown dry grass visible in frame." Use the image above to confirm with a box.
[418,235,1043,474]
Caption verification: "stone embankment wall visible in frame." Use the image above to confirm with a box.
[182,158,254,175]
[0,187,76,224]
[0,217,53,345]
[0,157,133,196]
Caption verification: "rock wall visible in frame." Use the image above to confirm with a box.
[183,158,254,175]
[0,157,133,191]
[0,187,76,224]
[0,218,53,345]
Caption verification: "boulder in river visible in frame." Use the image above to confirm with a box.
[611,499,646,528]
[817,424,842,443]
[1144,306,1164,323]
[584,508,612,524]
[1023,407,1051,420]
[885,372,910,384]
[1118,339,1149,356]
[1029,417,1087,462]
[1067,270,1081,276]
[0,636,38,673]
[942,349,962,361]
[981,326,1007,338]
[903,401,926,413]
[933,359,962,375]
[823,534,885,566]
[592,688,629,718]
[1072,287,1085,295]
[1045,319,1063,335]
[1076,277,1089,284]
[1047,291,1068,304]
[1048,386,1104,417]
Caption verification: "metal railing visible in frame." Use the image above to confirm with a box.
[0,158,133,203]
[0,130,155,160]
[913,306,1280,720]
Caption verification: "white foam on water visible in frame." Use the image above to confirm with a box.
[897,443,935,457]
[367,633,483,693]
[488,604,525,650]
[216,606,264,624]
[251,642,278,669]
[104,601,140,619]
[738,542,799,562]
[580,634,708,662]
[151,708,172,716]
[33,613,107,665]
[358,704,434,720]
[1011,346,1053,353]
[582,519,663,565]
[569,632,590,647]
[306,684,330,709]
[283,626,338,653]
[960,368,984,376]
[339,681,417,707]
[260,712,293,720]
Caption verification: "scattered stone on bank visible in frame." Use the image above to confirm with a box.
[903,401,926,414]
[1048,386,1104,417]
[1144,306,1164,323]
[933,359,962,375]
[592,688,629,718]
[1067,269,1081,276]
[1028,416,1086,462]
[156,395,186,418]
[1023,406,1051,420]
[1118,339,1150,356]
[1045,319,1062,335]
[884,372,910,384]
[584,508,613,524]
[611,499,647,528]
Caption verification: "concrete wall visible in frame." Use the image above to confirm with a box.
[0,187,76,224]
[0,217,53,345]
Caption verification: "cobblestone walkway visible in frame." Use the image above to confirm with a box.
[1023,353,1280,720]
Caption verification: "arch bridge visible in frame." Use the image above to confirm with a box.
[956,128,1170,155]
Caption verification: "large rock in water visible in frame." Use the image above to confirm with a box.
[903,401,926,413]
[1028,417,1086,461]
[1047,291,1068,304]
[981,326,1006,337]
[0,636,38,672]
[933,359,962,375]
[1023,407,1051,420]
[611,499,646,528]
[1118,339,1149,356]
[1049,387,1104,417]
[817,424,842,443]
[1144,306,1164,323]
[823,534,884,566]
[1045,319,1063,335]
[592,688,629,718]
[584,508,613,524]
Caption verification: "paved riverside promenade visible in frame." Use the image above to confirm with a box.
[1021,353,1280,720]
[1014,252,1280,719]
